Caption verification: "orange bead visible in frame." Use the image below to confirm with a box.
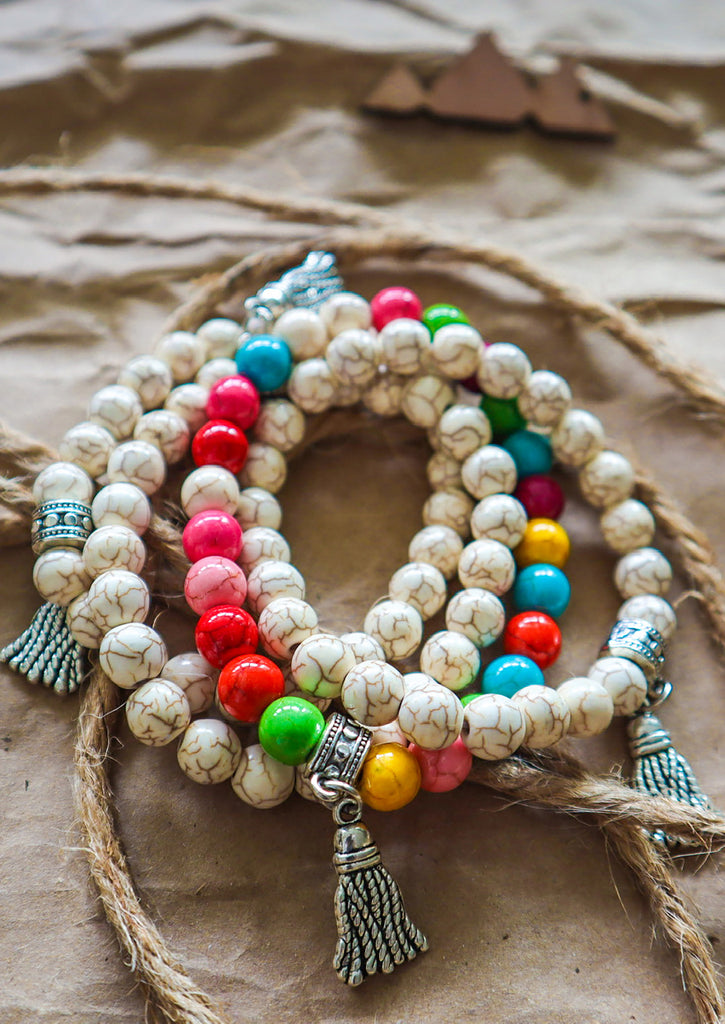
[359,742,421,811]
[514,518,571,569]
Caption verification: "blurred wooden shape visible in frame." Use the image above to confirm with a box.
[362,63,427,115]
[426,33,529,126]
[531,57,616,139]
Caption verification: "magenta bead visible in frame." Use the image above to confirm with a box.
[184,556,248,615]
[183,510,243,563]
[370,287,423,331]
[206,375,261,430]
[408,737,472,793]
[515,474,566,521]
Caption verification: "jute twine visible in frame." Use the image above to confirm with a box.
[2,170,725,1023]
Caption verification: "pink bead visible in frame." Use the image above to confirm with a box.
[408,737,472,793]
[183,509,243,562]
[370,287,423,331]
[206,375,261,430]
[184,556,247,615]
[515,474,566,521]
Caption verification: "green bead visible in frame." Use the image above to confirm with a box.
[480,395,527,438]
[422,303,470,336]
[258,696,325,766]
[461,693,481,707]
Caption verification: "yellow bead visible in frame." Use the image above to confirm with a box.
[359,742,421,811]
[515,518,571,569]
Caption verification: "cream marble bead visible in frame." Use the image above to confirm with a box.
[513,685,571,748]
[436,405,492,462]
[556,678,614,738]
[33,548,90,605]
[294,767,323,803]
[118,355,173,410]
[164,382,209,433]
[362,371,406,417]
[420,630,480,691]
[154,330,205,382]
[231,744,295,808]
[579,450,635,510]
[461,445,517,500]
[33,462,94,505]
[83,524,146,578]
[550,408,605,468]
[471,494,527,548]
[617,594,676,641]
[422,488,473,539]
[177,719,242,785]
[106,440,166,496]
[99,621,167,688]
[181,465,239,518]
[239,442,287,494]
[429,323,482,379]
[283,669,332,712]
[339,631,386,664]
[195,357,238,390]
[162,652,217,714]
[275,307,327,360]
[379,318,429,376]
[246,560,305,614]
[258,597,319,660]
[197,317,243,359]
[587,656,648,716]
[87,569,150,631]
[133,409,190,464]
[341,659,405,726]
[389,562,447,620]
[332,380,366,408]
[254,399,305,452]
[426,450,462,492]
[126,679,190,745]
[476,342,531,399]
[462,694,526,760]
[401,374,455,428]
[398,685,464,750]
[445,587,505,647]
[517,370,571,428]
[66,591,104,649]
[408,524,463,580]
[287,357,337,414]
[402,671,440,693]
[59,422,115,478]
[238,526,290,574]
[369,720,408,746]
[236,486,282,531]
[326,328,379,387]
[601,499,656,555]
[614,547,672,599]
[363,599,423,661]
[426,425,444,452]
[291,633,356,699]
[319,291,372,335]
[91,482,151,536]
[458,538,516,596]
[88,385,143,440]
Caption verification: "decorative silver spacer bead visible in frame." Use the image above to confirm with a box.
[305,712,372,789]
[601,617,666,681]
[31,500,93,555]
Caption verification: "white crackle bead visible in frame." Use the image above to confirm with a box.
[195,357,238,390]
[462,694,526,760]
[446,587,505,647]
[294,767,323,803]
[177,719,242,784]
[422,488,473,539]
[332,379,366,407]
[87,569,150,631]
[420,630,480,691]
[232,744,295,808]
[91,482,151,536]
[287,358,337,414]
[426,450,462,492]
[617,594,676,641]
[33,462,94,505]
[239,526,290,574]
[326,328,379,387]
[106,440,166,496]
[471,494,527,548]
[513,685,571,748]
[247,560,305,614]
[236,486,282,531]
[408,524,463,580]
[550,408,605,467]
[601,498,656,555]
[614,547,672,599]
[88,385,143,440]
[517,370,571,428]
[283,668,332,712]
[403,672,439,693]
[587,656,648,716]
[379,318,429,376]
[401,374,455,428]
[389,562,447,620]
[118,355,173,410]
[164,382,209,433]
[341,659,405,726]
[557,678,614,738]
[275,308,327,360]
[258,597,318,660]
[33,549,90,605]
[363,371,406,417]
[370,720,408,746]
[476,342,531,399]
[436,405,492,461]
[458,539,516,595]
[98,621,166,688]
[340,632,386,664]
[126,679,190,745]
[426,425,443,451]
[59,422,115,478]
[319,291,372,335]
[461,445,517,500]
[580,450,635,510]
[154,330,205,382]
[239,442,286,494]
[363,599,423,661]
[197,318,243,359]
[254,399,305,452]
[398,685,463,750]
[66,591,104,649]
[290,633,356,699]
[162,652,217,714]
[83,525,145,578]
[429,323,482,379]
[134,409,190,464]
[181,465,239,517]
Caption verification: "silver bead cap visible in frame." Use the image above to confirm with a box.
[31,500,93,555]
[601,617,666,680]
[305,712,372,788]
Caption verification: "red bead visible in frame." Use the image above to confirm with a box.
[408,737,472,792]
[370,287,423,331]
[217,653,285,723]
[192,419,249,474]
[206,375,260,430]
[515,474,565,521]
[503,611,561,669]
[183,509,243,562]
[460,374,482,394]
[195,605,258,668]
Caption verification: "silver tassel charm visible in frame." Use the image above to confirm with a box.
[0,601,85,694]
[244,251,342,333]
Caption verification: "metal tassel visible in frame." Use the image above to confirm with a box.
[0,602,85,695]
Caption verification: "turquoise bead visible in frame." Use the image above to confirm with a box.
[235,335,293,392]
[482,655,545,698]
[513,563,570,618]
[503,429,552,478]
